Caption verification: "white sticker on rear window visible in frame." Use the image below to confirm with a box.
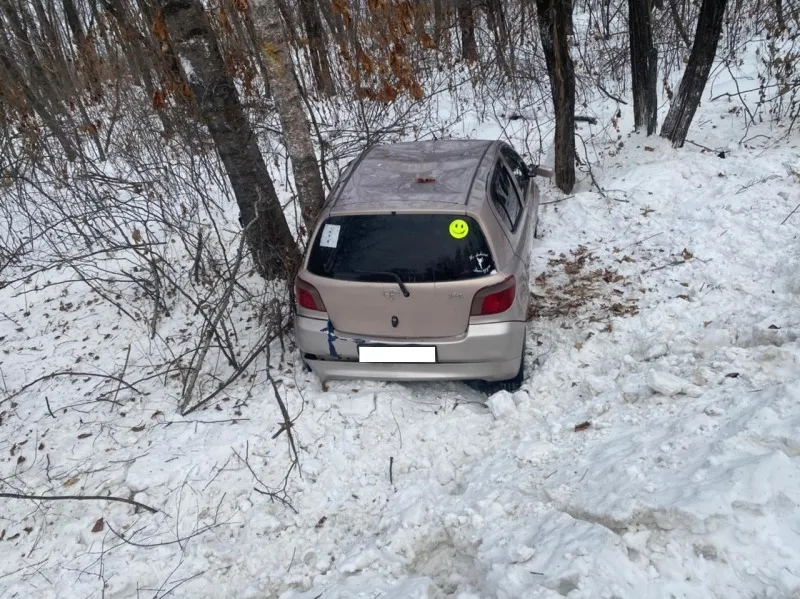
[470,252,492,274]
[320,224,341,248]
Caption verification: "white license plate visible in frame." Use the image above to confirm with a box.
[358,346,436,363]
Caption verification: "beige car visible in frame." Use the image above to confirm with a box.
[294,139,548,392]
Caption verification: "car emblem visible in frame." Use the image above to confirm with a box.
[383,290,398,300]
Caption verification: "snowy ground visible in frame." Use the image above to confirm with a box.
[2,64,800,599]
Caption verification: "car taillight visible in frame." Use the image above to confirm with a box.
[295,278,326,312]
[470,275,516,316]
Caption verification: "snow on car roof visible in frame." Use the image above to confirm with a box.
[332,139,496,212]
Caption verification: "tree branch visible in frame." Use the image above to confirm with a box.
[3,370,142,406]
[0,491,159,513]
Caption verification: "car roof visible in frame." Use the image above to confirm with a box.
[329,139,498,214]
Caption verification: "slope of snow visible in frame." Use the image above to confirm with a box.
[2,63,800,599]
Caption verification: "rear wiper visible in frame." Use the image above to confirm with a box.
[350,269,410,297]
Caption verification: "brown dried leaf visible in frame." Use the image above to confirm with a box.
[152,10,168,42]
[315,516,327,529]
[91,518,104,533]
[77,432,92,439]
[152,89,167,111]
[682,248,694,261]
[63,477,79,488]
[574,421,592,432]
[725,372,740,378]
[261,42,280,62]
[409,80,424,101]
[131,424,145,432]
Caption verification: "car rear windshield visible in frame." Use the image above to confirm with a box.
[306,214,495,283]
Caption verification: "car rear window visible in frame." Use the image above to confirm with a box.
[306,214,495,283]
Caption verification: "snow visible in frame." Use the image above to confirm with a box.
[486,391,517,420]
[645,370,691,397]
[3,37,800,599]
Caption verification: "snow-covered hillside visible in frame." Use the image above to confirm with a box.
[2,66,800,599]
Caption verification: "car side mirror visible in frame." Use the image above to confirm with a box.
[533,165,553,178]
[524,163,554,179]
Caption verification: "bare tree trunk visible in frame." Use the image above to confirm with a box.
[62,0,101,99]
[297,0,336,95]
[536,0,576,192]
[667,0,692,48]
[485,0,512,76]
[253,0,326,228]
[457,0,477,62]
[158,0,299,278]
[275,0,300,47]
[0,51,79,161]
[0,11,79,161]
[660,0,727,147]
[100,0,176,134]
[412,0,427,41]
[433,0,445,45]
[317,0,346,46]
[629,0,658,134]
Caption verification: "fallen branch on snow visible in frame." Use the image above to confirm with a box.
[780,203,800,226]
[2,370,143,406]
[0,491,159,513]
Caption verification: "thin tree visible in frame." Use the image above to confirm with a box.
[433,0,446,45]
[536,0,576,192]
[458,0,477,61]
[485,0,513,75]
[159,0,299,277]
[253,0,327,229]
[297,0,336,95]
[629,0,658,134]
[660,0,728,147]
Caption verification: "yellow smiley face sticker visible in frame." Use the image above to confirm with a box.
[449,218,469,239]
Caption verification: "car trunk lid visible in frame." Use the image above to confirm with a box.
[302,213,498,339]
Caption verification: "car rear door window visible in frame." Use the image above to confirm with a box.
[307,214,495,282]
[501,147,529,198]
[491,162,522,231]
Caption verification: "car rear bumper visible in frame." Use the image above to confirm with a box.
[295,316,525,382]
